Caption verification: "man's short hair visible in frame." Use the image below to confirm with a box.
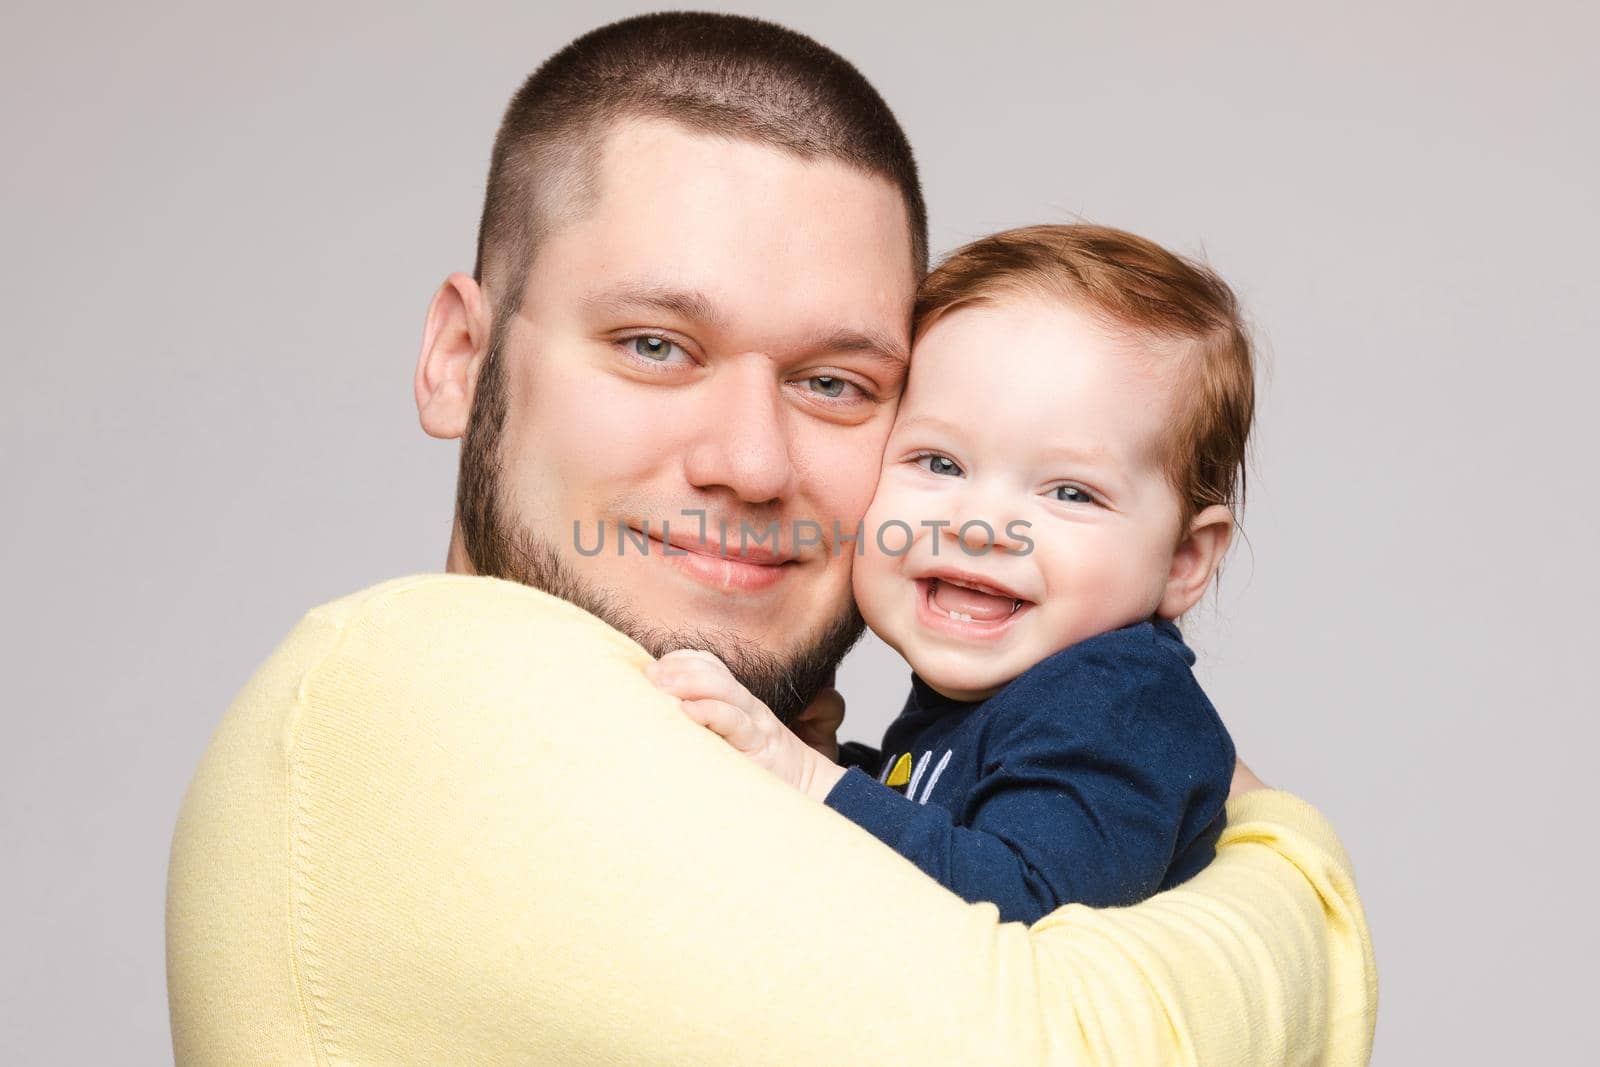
[914,224,1256,532]
[474,11,929,314]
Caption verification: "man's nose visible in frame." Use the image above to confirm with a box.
[681,359,797,505]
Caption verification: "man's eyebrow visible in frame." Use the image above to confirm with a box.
[580,284,727,328]
[806,327,910,373]
[580,283,908,370]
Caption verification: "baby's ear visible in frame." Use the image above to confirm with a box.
[1157,505,1234,619]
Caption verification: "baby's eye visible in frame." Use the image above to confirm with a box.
[1050,484,1097,505]
[631,336,685,363]
[914,453,964,477]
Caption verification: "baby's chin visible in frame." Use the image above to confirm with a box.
[858,584,1022,701]
[897,642,1018,704]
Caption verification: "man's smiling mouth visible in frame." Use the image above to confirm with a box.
[637,528,799,595]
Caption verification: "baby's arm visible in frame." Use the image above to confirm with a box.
[829,648,1235,924]
[647,650,847,802]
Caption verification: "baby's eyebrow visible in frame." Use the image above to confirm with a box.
[1035,442,1117,467]
[893,413,962,436]
[895,419,1126,471]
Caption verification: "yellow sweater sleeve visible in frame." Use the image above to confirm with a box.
[167,575,1377,1065]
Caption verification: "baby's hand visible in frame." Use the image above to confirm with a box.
[647,649,844,801]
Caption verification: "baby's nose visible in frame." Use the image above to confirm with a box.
[956,518,998,555]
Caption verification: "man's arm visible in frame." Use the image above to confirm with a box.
[168,575,1376,1064]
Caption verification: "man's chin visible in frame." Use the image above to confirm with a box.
[464,513,863,722]
[602,595,866,724]
[617,595,800,650]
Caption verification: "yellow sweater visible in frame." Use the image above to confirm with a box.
[166,574,1377,1065]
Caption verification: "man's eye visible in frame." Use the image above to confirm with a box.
[1050,484,1096,505]
[915,453,964,477]
[631,336,683,362]
[808,375,849,398]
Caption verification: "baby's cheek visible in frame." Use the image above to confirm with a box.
[850,539,898,631]
[1087,539,1169,626]
[855,475,934,640]
[1033,530,1137,629]
[856,479,901,563]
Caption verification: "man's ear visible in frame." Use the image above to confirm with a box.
[1157,504,1234,619]
[414,272,492,440]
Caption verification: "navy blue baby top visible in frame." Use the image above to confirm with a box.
[826,619,1235,924]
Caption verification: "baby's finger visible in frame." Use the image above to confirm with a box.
[652,657,749,707]
[647,650,694,681]
[679,698,754,747]
[651,649,729,682]
[654,648,732,678]
[662,648,726,666]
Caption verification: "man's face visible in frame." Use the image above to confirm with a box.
[462,120,916,717]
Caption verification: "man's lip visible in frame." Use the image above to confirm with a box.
[641,530,797,566]
[912,567,1031,604]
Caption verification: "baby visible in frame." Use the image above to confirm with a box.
[647,224,1252,924]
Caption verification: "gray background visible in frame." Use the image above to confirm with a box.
[4,1,1594,1062]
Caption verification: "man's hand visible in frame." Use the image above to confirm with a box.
[1229,757,1269,799]
[647,650,846,803]
[791,686,844,762]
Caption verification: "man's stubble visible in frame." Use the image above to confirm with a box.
[454,320,865,723]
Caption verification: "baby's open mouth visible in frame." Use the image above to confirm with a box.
[922,576,1028,624]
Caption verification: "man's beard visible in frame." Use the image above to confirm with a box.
[454,331,865,723]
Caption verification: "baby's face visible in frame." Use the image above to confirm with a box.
[853,294,1189,701]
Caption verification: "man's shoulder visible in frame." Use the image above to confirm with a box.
[255,573,658,731]
[308,573,613,631]
[267,573,667,760]
[195,573,664,803]
[302,573,647,663]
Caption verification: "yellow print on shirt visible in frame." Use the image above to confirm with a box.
[879,749,954,805]
[884,753,913,788]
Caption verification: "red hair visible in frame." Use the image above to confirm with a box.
[914,224,1255,530]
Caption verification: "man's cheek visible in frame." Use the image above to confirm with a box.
[827,455,888,530]
[800,420,890,507]
[568,394,681,480]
